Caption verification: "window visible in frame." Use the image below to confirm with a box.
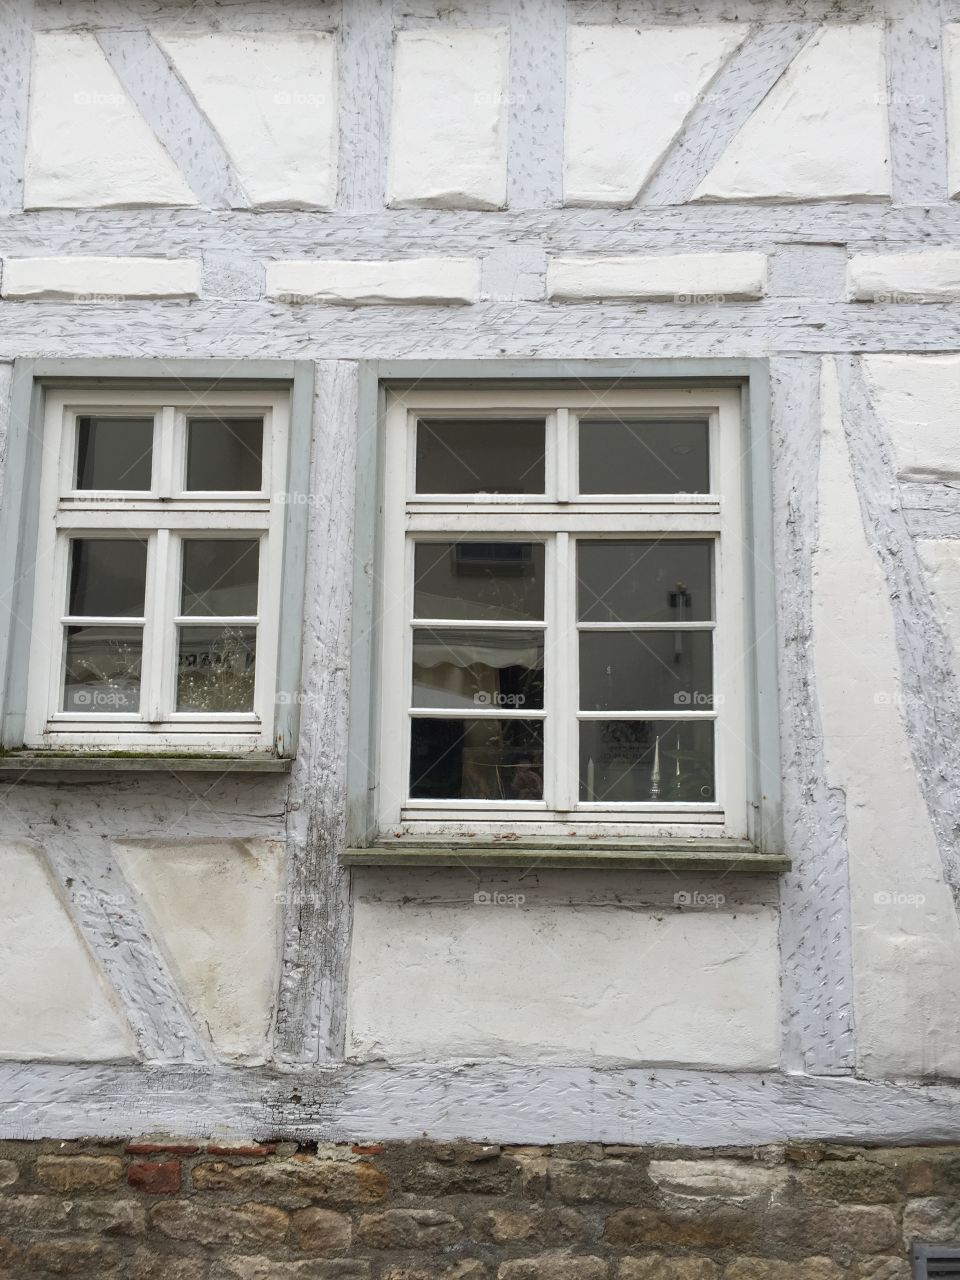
[375,384,755,842]
[22,385,290,752]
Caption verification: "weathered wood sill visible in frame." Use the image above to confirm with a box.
[0,752,292,773]
[342,840,790,871]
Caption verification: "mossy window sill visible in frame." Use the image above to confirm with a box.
[342,840,790,872]
[0,752,292,773]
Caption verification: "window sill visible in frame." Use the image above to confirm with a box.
[0,752,292,773]
[342,839,790,872]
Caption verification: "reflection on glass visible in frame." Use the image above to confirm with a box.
[580,631,713,712]
[413,629,544,710]
[177,626,256,712]
[410,718,544,800]
[416,419,546,494]
[69,539,147,618]
[186,417,263,491]
[579,419,709,494]
[577,540,713,623]
[63,626,142,712]
[75,417,153,491]
[181,540,259,617]
[414,542,544,621]
[579,720,714,803]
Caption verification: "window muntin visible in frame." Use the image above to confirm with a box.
[26,388,288,750]
[379,387,748,839]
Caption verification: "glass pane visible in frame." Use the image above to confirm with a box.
[577,540,713,623]
[580,631,713,712]
[63,626,142,713]
[75,417,153,491]
[413,628,544,710]
[177,626,257,712]
[414,542,544,622]
[579,419,709,494]
[181,540,259,617]
[186,417,263,491]
[410,718,544,801]
[579,720,715,804]
[416,419,546,494]
[69,539,147,618]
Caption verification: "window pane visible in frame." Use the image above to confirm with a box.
[63,626,142,712]
[186,417,263,491]
[410,718,544,801]
[181,540,259,617]
[75,417,153,491]
[414,542,544,621]
[580,631,713,712]
[69,539,147,618]
[413,628,544,710]
[416,419,546,494]
[579,419,709,494]
[579,720,715,803]
[577,540,713,623]
[177,626,257,712]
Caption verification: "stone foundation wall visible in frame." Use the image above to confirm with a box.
[0,1138,957,1278]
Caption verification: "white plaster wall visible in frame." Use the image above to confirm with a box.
[0,842,136,1061]
[918,540,960,661]
[24,32,196,209]
[387,28,510,210]
[812,359,960,1080]
[863,355,960,481]
[346,900,780,1068]
[157,32,337,210]
[117,839,285,1063]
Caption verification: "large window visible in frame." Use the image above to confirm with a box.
[23,386,290,751]
[376,385,752,839]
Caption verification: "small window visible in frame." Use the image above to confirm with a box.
[375,385,752,841]
[913,1243,960,1278]
[24,387,290,751]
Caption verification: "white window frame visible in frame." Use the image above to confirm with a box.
[376,384,750,842]
[24,386,290,752]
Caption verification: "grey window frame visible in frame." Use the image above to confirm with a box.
[0,358,314,760]
[346,359,783,858]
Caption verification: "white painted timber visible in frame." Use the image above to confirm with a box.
[848,251,960,302]
[266,258,481,304]
[387,29,509,211]
[346,900,780,1069]
[1,256,201,301]
[694,26,890,202]
[918,540,960,663]
[117,840,285,1064]
[813,358,960,1080]
[563,25,746,207]
[0,843,135,1061]
[863,354,960,482]
[24,33,197,210]
[157,32,337,210]
[547,252,767,302]
[944,24,960,199]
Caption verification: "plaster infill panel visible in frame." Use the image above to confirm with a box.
[24,32,196,210]
[694,25,890,202]
[563,24,745,207]
[157,32,337,210]
[918,540,960,664]
[387,28,510,211]
[0,843,135,1061]
[547,252,767,301]
[346,900,780,1069]
[863,354,960,482]
[1,256,201,300]
[813,358,960,1080]
[116,839,285,1064]
[847,251,960,303]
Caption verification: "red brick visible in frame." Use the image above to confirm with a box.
[125,1142,201,1156]
[352,1144,384,1156]
[127,1162,182,1194]
[208,1143,277,1157]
